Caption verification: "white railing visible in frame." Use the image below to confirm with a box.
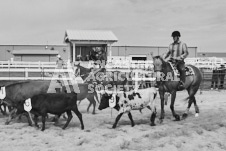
[106,60,153,69]
[185,57,225,69]
[0,57,225,81]
[0,68,75,80]
[0,60,57,69]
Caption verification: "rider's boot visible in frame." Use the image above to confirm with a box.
[178,68,186,90]
[178,81,185,90]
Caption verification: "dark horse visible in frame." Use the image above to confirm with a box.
[73,63,106,113]
[74,63,93,81]
[152,56,202,123]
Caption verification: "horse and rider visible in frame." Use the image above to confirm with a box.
[152,31,202,122]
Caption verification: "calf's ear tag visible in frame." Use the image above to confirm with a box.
[0,87,6,100]
[109,94,116,108]
[24,98,32,112]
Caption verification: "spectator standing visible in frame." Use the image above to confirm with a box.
[56,55,64,82]
[218,64,226,89]
[211,67,219,90]
[56,55,64,69]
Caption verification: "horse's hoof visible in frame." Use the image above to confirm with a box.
[159,119,163,124]
[131,123,135,127]
[112,125,116,129]
[182,113,188,120]
[92,112,96,115]
[174,114,180,121]
[150,123,156,126]
[195,113,199,117]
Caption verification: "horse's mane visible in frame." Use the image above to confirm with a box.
[75,64,90,71]
[153,55,173,72]
[153,55,165,63]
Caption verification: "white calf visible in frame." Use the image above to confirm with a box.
[99,87,157,128]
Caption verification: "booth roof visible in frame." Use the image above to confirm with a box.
[64,30,118,42]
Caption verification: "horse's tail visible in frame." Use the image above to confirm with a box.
[181,65,202,104]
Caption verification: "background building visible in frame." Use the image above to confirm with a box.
[0,44,68,62]
[197,52,226,60]
[0,44,198,62]
[0,29,199,62]
[111,46,197,61]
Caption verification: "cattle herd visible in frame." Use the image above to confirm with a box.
[0,80,162,131]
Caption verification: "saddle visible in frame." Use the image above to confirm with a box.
[168,62,194,77]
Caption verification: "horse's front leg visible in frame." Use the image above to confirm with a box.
[159,90,165,124]
[170,91,180,121]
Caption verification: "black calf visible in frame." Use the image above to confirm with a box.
[16,93,84,131]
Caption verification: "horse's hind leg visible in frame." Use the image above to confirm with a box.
[87,95,96,114]
[86,101,92,113]
[92,98,96,114]
[182,96,194,119]
[94,91,99,104]
[182,85,199,119]
[193,97,199,117]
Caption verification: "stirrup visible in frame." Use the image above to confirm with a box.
[178,81,185,89]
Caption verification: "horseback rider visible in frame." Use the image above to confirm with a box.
[164,31,189,89]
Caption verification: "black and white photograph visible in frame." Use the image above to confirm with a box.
[0,0,226,150]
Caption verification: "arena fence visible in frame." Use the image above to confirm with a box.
[0,60,57,69]
[0,58,225,90]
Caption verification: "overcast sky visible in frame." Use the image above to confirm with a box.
[0,0,225,52]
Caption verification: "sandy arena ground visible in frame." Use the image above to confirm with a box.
[0,90,226,151]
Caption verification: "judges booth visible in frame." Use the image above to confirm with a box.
[63,30,118,63]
